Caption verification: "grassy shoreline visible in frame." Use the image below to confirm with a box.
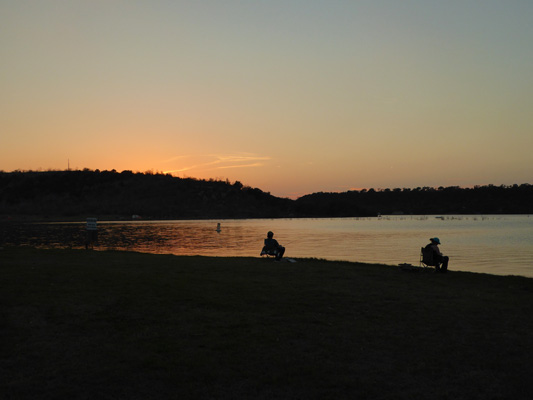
[2,247,532,399]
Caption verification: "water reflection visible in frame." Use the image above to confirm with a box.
[1,216,532,277]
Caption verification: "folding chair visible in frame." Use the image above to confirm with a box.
[260,248,279,258]
[420,247,440,270]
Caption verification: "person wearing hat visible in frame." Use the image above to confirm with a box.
[425,237,449,272]
[260,231,285,261]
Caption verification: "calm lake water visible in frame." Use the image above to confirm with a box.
[2,215,532,278]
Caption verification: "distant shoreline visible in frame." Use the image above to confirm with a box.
[1,212,531,224]
[2,171,532,220]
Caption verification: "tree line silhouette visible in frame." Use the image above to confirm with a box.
[295,185,533,216]
[0,170,531,220]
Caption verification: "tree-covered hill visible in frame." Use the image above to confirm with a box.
[0,170,531,220]
[0,170,292,220]
[295,185,533,216]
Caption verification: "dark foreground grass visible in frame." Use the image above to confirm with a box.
[1,248,532,400]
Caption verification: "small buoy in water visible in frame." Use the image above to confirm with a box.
[216,223,221,232]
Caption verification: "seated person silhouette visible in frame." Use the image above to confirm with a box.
[424,237,449,273]
[260,231,285,261]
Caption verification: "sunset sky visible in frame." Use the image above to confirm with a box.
[1,1,532,198]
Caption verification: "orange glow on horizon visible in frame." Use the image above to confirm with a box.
[1,2,532,198]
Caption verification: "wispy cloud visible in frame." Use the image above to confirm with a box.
[162,155,193,164]
[163,153,271,174]
[217,162,265,169]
